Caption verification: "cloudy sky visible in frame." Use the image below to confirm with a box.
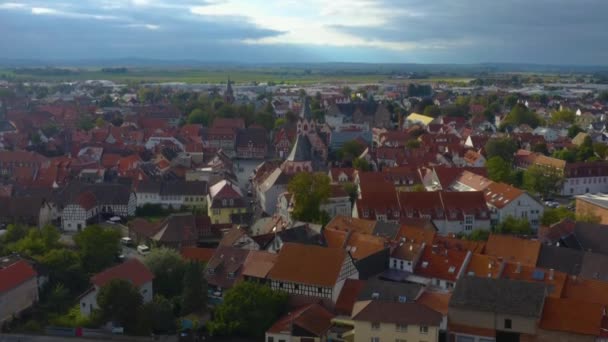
[1,0,607,64]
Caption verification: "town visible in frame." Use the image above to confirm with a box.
[2,72,608,342]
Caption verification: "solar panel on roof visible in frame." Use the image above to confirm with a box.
[532,269,545,281]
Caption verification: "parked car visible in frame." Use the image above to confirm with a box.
[120,237,134,247]
[137,244,150,255]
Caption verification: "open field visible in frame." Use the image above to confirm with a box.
[0,67,473,85]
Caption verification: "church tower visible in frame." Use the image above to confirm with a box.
[297,96,315,135]
[224,78,235,104]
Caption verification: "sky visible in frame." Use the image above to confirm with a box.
[0,0,607,65]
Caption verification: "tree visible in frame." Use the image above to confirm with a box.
[406,139,421,149]
[501,103,541,128]
[99,95,114,108]
[143,247,186,299]
[464,229,490,241]
[551,110,576,124]
[74,225,121,273]
[274,118,286,129]
[495,217,533,235]
[137,295,176,335]
[111,116,124,127]
[207,282,288,338]
[552,148,577,163]
[337,140,365,161]
[77,116,95,131]
[95,117,105,128]
[531,143,549,155]
[39,249,88,293]
[541,207,575,226]
[577,136,594,161]
[352,157,371,171]
[423,104,441,117]
[287,172,331,224]
[9,225,60,258]
[523,166,564,198]
[181,261,207,315]
[568,125,584,139]
[484,137,518,162]
[342,182,358,205]
[97,279,143,333]
[594,142,608,159]
[187,108,208,125]
[486,156,512,183]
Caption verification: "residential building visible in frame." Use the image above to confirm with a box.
[352,300,442,342]
[0,257,39,322]
[56,183,136,231]
[79,259,154,316]
[135,180,208,209]
[448,276,547,342]
[205,246,250,299]
[515,151,608,196]
[129,213,207,249]
[484,234,541,266]
[267,243,359,305]
[414,245,470,290]
[575,193,608,224]
[235,127,267,159]
[265,303,335,342]
[207,180,249,225]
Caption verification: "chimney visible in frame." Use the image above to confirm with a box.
[549,268,554,280]
[515,262,522,274]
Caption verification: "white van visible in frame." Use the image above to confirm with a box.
[120,237,134,247]
[137,244,150,255]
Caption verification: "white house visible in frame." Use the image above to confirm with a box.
[135,180,207,209]
[80,259,154,316]
[482,182,544,229]
[59,183,136,232]
[267,243,358,304]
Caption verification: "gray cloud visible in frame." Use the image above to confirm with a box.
[0,0,607,64]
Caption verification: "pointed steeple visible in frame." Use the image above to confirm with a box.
[224,77,235,104]
[300,96,313,120]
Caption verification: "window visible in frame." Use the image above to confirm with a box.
[371,322,380,330]
[396,323,408,332]
[420,326,428,334]
[371,337,380,342]
[504,318,512,329]
[267,337,274,342]
[395,340,407,342]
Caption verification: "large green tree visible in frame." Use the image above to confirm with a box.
[495,217,533,235]
[523,165,564,198]
[207,282,288,338]
[97,279,143,333]
[551,110,576,124]
[486,156,513,183]
[287,172,331,224]
[484,137,518,162]
[337,140,365,161]
[181,261,207,315]
[143,247,186,299]
[136,295,176,335]
[541,207,575,226]
[501,103,541,128]
[39,249,88,293]
[74,225,121,273]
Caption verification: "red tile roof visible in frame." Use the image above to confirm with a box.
[414,245,468,282]
[484,234,541,266]
[335,279,366,316]
[540,297,604,336]
[181,247,215,263]
[0,260,37,293]
[91,258,154,288]
[268,243,347,287]
[267,303,335,336]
